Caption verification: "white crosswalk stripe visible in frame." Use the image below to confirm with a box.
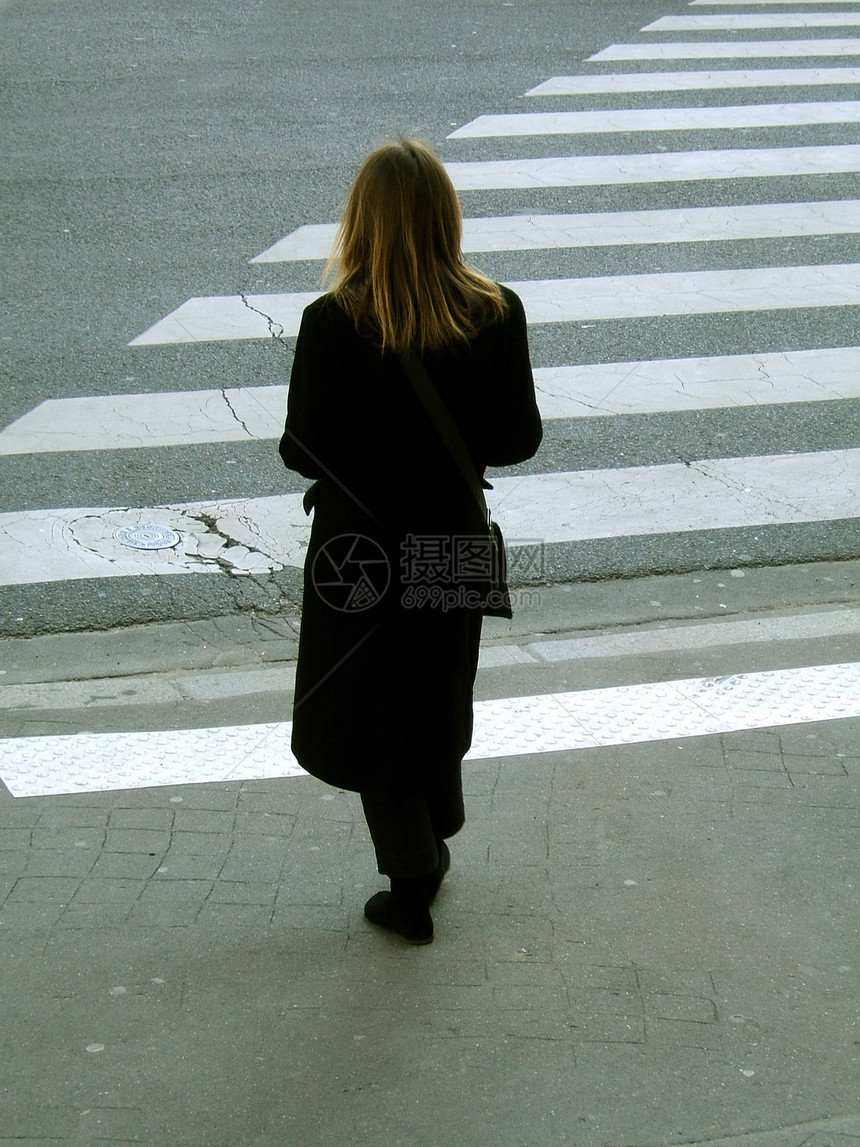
[128,292,315,346]
[692,1,860,6]
[446,146,860,189]
[2,448,856,586]
[253,202,860,262]
[448,102,860,138]
[526,68,860,95]
[589,40,860,60]
[3,348,857,455]
[127,264,860,345]
[509,265,859,323]
[644,13,860,30]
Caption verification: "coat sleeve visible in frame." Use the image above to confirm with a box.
[482,288,543,468]
[279,301,331,480]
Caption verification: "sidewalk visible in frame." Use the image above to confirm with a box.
[1,562,858,1146]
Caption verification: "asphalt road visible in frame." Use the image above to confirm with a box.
[1,0,858,634]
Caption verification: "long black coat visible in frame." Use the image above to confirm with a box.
[279,286,542,792]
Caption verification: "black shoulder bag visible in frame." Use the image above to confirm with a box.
[396,350,513,620]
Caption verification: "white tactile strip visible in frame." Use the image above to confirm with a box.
[1,662,858,797]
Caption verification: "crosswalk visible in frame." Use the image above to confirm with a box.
[1,2,858,609]
[2,0,859,799]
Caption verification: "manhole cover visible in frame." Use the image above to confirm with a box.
[113,524,181,550]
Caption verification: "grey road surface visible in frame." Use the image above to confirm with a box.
[1,0,858,634]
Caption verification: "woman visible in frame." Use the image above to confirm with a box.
[279,138,542,944]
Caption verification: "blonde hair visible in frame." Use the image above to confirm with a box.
[324,138,506,353]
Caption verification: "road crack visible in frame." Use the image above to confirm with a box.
[183,510,282,577]
[239,294,294,360]
[220,389,254,439]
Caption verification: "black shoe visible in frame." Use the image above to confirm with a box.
[423,840,451,903]
[364,890,434,945]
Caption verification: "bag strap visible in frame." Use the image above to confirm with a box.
[396,349,489,524]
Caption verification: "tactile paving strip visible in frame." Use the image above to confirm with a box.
[0,722,303,799]
[465,662,860,761]
[1,662,858,798]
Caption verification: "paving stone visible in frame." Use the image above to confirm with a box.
[71,879,146,904]
[136,879,214,903]
[489,959,563,987]
[88,852,162,879]
[154,855,226,880]
[126,902,201,927]
[0,828,32,850]
[785,752,853,776]
[257,638,299,662]
[0,901,67,929]
[0,805,41,829]
[172,809,236,834]
[107,807,175,830]
[725,748,791,771]
[102,830,171,855]
[22,850,97,878]
[194,903,275,929]
[0,1103,78,1139]
[235,782,314,815]
[30,827,105,850]
[74,1106,149,1142]
[271,902,349,930]
[206,881,279,905]
[569,1011,647,1044]
[161,832,231,858]
[728,768,795,788]
[492,982,569,1011]
[34,806,110,829]
[56,903,133,929]
[233,811,297,836]
[5,877,82,902]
